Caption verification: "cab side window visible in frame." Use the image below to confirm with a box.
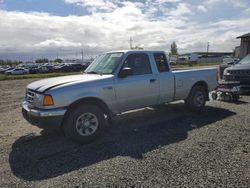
[154,53,169,72]
[123,53,152,75]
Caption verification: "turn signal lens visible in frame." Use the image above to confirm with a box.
[43,95,54,106]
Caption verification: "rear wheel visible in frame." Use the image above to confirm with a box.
[63,104,105,144]
[185,85,207,112]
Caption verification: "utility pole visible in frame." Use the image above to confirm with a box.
[81,49,84,62]
[206,42,210,55]
[130,37,133,50]
[206,42,210,63]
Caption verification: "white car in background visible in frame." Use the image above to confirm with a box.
[5,68,29,75]
[222,56,235,65]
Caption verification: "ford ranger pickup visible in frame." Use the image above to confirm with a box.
[22,50,218,143]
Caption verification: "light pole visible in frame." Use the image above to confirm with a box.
[206,42,210,63]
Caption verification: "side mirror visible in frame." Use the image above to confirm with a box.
[118,67,133,78]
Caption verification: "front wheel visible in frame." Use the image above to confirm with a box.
[63,104,105,144]
[185,85,207,112]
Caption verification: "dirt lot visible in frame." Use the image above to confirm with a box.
[0,79,249,187]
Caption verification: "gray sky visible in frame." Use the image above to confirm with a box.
[0,0,250,60]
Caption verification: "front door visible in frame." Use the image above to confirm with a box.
[115,53,159,112]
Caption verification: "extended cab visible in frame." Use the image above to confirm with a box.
[22,50,218,143]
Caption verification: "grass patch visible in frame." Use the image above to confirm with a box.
[0,72,81,81]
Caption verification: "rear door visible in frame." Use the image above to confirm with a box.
[115,52,159,112]
[153,53,175,103]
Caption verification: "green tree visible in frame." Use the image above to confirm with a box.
[35,58,49,64]
[170,41,178,55]
[54,58,63,63]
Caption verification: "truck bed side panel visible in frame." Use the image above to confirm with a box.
[173,68,218,100]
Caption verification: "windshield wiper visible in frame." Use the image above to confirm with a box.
[86,71,99,74]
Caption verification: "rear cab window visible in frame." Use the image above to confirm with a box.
[153,53,169,72]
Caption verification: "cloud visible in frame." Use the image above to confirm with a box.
[34,37,82,48]
[197,5,207,12]
[0,0,250,60]
[65,0,118,13]
[203,0,248,8]
[167,3,193,17]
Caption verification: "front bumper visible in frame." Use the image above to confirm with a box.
[22,101,66,129]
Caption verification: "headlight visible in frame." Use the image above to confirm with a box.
[33,93,44,105]
[223,69,228,75]
[33,93,54,106]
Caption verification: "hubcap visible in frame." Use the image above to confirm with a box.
[194,91,204,107]
[75,113,98,136]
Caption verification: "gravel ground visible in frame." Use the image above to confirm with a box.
[0,79,249,187]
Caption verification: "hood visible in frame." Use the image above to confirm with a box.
[226,63,250,71]
[27,73,113,93]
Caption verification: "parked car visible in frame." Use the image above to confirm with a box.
[38,65,54,73]
[222,56,240,65]
[29,67,40,74]
[0,67,14,74]
[223,54,250,90]
[82,62,91,70]
[219,57,240,79]
[53,65,73,72]
[71,63,84,72]
[222,56,235,65]
[5,68,29,75]
[22,50,218,144]
[189,53,199,64]
[169,55,177,65]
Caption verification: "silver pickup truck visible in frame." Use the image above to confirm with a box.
[22,50,218,143]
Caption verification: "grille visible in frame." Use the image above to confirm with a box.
[26,90,35,104]
[224,70,250,84]
[228,70,250,75]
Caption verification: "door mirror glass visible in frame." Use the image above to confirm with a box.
[118,67,133,78]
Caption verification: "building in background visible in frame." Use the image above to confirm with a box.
[179,52,233,64]
[237,32,250,58]
[234,46,240,58]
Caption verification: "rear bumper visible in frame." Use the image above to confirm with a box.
[22,101,66,129]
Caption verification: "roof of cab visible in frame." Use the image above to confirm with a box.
[106,49,166,54]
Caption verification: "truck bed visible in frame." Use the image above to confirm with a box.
[172,67,218,100]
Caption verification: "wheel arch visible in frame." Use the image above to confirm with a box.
[63,97,112,126]
[188,81,209,100]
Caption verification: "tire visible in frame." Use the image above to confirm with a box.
[63,104,105,144]
[185,85,207,112]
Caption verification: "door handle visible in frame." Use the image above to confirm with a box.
[150,79,157,83]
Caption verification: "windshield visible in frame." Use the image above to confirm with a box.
[239,54,250,64]
[85,52,124,74]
